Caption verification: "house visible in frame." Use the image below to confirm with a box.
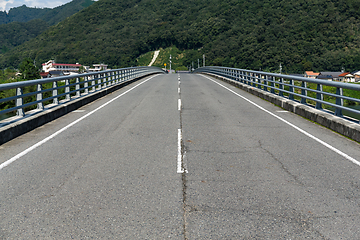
[304,71,319,79]
[339,72,355,82]
[42,60,82,73]
[88,64,108,72]
[317,75,333,81]
[40,72,50,79]
[352,71,360,82]
[317,72,344,81]
[48,71,65,78]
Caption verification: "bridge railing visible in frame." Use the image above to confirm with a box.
[0,66,164,120]
[194,66,360,122]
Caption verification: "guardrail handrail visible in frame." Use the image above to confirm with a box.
[0,66,164,119]
[194,66,360,122]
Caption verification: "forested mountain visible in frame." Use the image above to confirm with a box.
[0,6,50,24]
[0,0,95,25]
[0,0,95,54]
[1,0,360,73]
[0,20,49,54]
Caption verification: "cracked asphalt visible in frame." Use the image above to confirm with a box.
[1,73,360,239]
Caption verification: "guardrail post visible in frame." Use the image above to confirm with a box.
[258,74,262,90]
[37,84,44,110]
[53,81,58,104]
[270,76,275,94]
[316,84,323,109]
[263,75,268,91]
[289,79,294,100]
[249,73,256,87]
[103,73,107,88]
[65,79,70,101]
[91,75,96,92]
[84,76,89,94]
[249,72,252,86]
[76,77,80,97]
[97,74,102,90]
[301,81,307,104]
[279,78,284,97]
[16,87,24,117]
[335,87,343,117]
[105,73,109,87]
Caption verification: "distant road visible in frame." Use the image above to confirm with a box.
[148,50,160,66]
[1,73,360,239]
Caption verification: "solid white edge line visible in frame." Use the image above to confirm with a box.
[0,75,159,171]
[202,75,360,167]
[177,129,184,173]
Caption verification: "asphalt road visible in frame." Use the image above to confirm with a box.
[1,73,360,239]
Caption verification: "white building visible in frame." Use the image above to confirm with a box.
[88,64,108,72]
[42,60,82,73]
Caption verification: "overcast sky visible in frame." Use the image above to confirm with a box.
[0,0,73,12]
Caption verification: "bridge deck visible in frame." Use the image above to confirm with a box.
[0,73,360,239]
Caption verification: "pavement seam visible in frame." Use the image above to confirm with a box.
[178,74,188,240]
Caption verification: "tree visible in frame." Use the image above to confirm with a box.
[18,58,40,80]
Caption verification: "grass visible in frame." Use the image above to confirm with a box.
[136,46,189,71]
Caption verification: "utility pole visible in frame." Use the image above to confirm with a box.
[203,54,205,67]
[169,55,172,74]
[198,59,200,68]
[279,63,282,74]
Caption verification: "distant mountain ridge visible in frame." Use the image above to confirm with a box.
[0,0,95,25]
[0,5,50,25]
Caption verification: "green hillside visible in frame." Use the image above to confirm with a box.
[0,0,95,25]
[0,0,95,54]
[0,19,49,54]
[137,47,191,70]
[0,5,50,24]
[1,0,360,73]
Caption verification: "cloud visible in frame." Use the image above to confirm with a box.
[0,0,15,12]
[0,0,73,12]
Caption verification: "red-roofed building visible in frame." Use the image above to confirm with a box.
[339,72,355,82]
[304,71,320,79]
[42,60,82,73]
[40,72,50,79]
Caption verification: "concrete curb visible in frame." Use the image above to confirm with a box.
[204,73,360,143]
[0,74,156,145]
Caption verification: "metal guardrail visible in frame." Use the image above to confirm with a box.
[0,66,164,119]
[194,66,360,122]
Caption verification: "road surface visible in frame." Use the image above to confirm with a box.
[1,73,360,239]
